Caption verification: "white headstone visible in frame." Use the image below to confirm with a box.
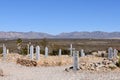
[81,49,85,57]
[113,49,118,58]
[7,49,9,54]
[2,44,7,60]
[59,49,62,56]
[108,47,113,59]
[73,51,79,71]
[36,46,40,60]
[70,44,73,56]
[69,44,75,56]
[30,45,34,60]
[45,47,48,58]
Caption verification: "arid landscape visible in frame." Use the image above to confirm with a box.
[0,53,120,80]
[0,39,120,80]
[0,38,120,53]
[0,0,120,79]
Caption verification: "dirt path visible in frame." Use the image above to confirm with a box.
[0,62,120,80]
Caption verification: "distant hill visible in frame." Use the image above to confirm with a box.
[0,31,120,39]
[56,31,120,39]
[0,31,53,39]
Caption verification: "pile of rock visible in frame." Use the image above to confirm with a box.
[79,58,117,71]
[65,55,119,72]
[16,58,37,67]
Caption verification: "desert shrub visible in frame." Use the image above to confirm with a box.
[0,48,2,54]
[16,38,22,44]
[19,47,28,55]
[62,49,70,55]
[116,57,120,67]
[48,49,70,56]
[40,38,49,48]
[117,53,120,57]
[109,66,116,70]
[85,51,92,55]
[40,50,45,55]
[49,49,58,56]
[101,53,104,57]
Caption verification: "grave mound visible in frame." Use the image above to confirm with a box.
[65,55,119,72]
[16,58,37,67]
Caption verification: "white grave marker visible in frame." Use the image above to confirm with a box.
[69,44,75,56]
[59,49,62,56]
[2,44,7,60]
[81,49,85,57]
[73,51,79,71]
[108,47,113,59]
[36,46,40,60]
[113,49,118,58]
[45,47,48,58]
[30,45,34,60]
[7,49,9,54]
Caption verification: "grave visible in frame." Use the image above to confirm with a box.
[81,49,85,57]
[2,44,7,60]
[59,49,62,56]
[30,45,34,60]
[73,51,79,71]
[108,47,113,59]
[113,49,118,58]
[45,47,48,58]
[36,46,40,60]
[69,44,75,56]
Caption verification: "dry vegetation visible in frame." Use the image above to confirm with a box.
[0,39,120,54]
[0,53,73,66]
[0,39,120,80]
[0,39,120,67]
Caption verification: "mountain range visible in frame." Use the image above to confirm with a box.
[0,31,120,39]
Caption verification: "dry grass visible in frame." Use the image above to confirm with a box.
[0,53,73,66]
[37,55,73,66]
[0,39,120,54]
[79,55,104,63]
[0,53,107,67]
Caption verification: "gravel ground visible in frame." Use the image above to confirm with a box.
[0,62,120,80]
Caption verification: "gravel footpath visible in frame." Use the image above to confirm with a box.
[0,62,120,80]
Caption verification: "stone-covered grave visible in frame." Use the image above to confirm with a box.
[65,48,119,72]
[16,58,37,67]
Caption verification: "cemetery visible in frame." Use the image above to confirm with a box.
[0,39,120,80]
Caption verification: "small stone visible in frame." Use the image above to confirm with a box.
[69,66,73,69]
[80,66,85,70]
[109,63,117,70]
[65,68,69,72]
[91,67,95,70]
[81,63,86,66]
[95,67,100,71]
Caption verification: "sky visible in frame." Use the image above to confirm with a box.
[0,0,120,35]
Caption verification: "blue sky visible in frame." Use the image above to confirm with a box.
[0,0,120,34]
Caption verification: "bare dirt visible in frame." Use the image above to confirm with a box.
[0,54,120,80]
